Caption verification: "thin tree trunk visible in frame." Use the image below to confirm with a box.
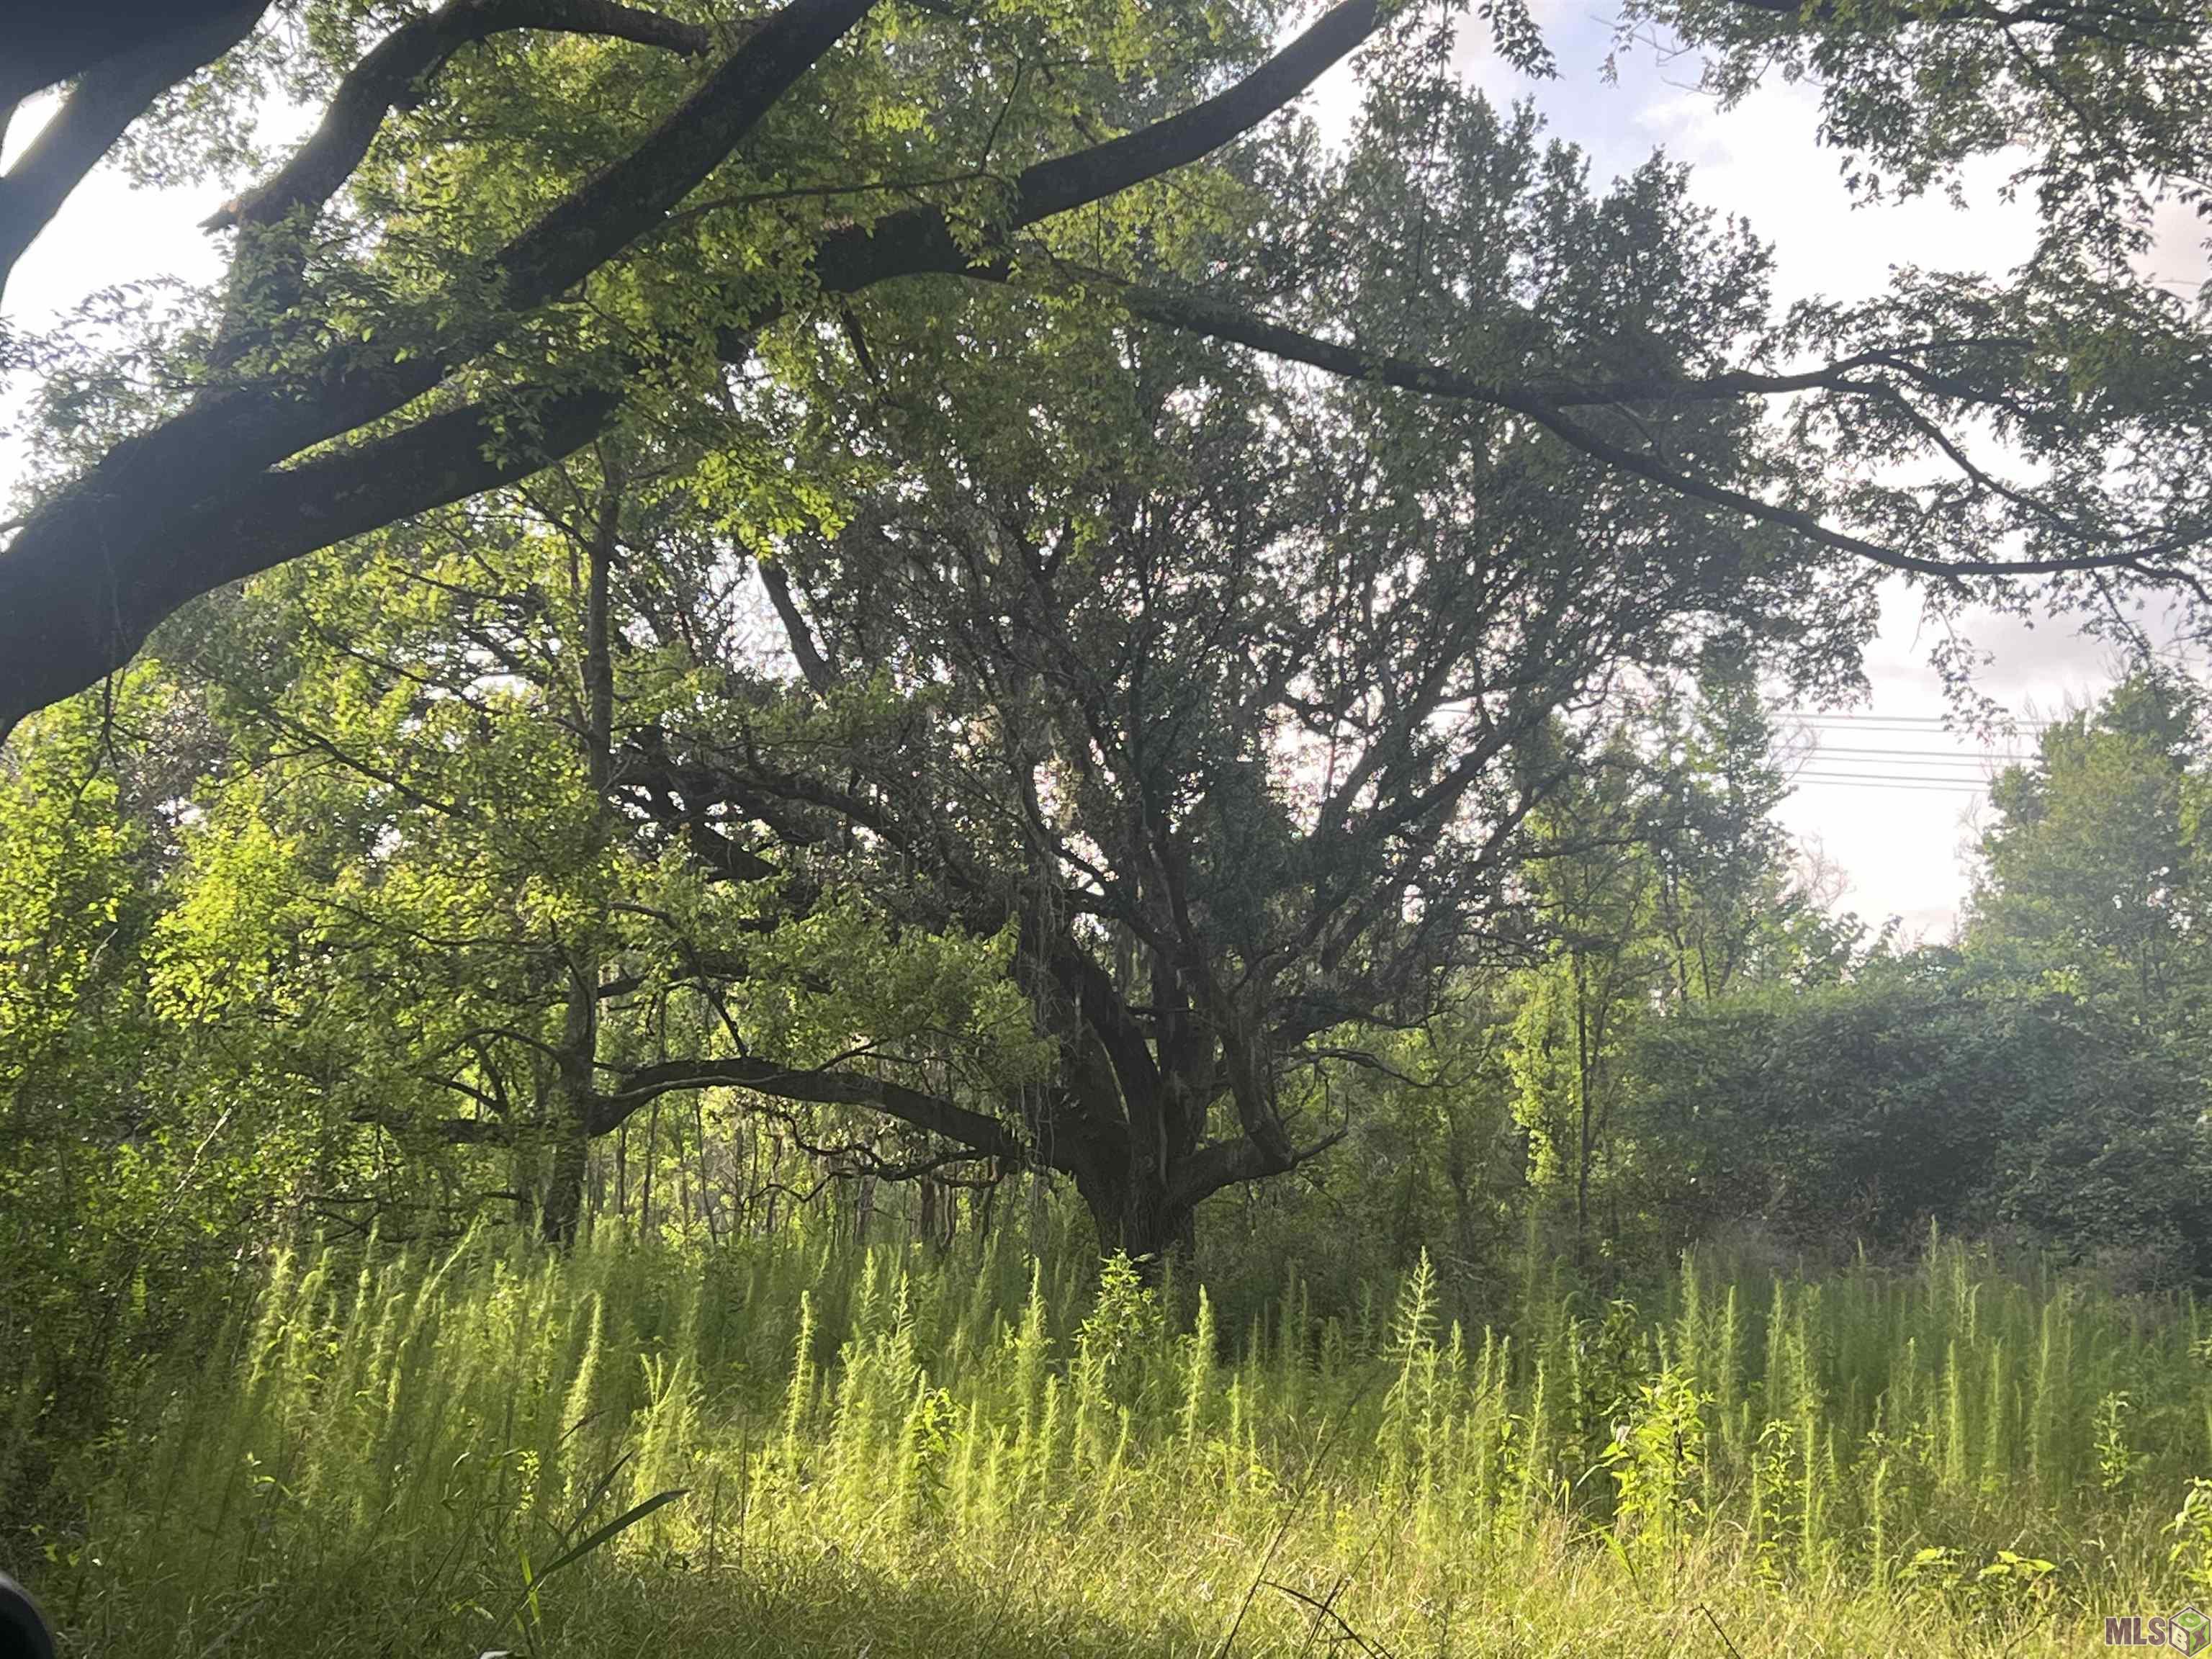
[540,459,619,1244]
[694,1096,720,1244]
[541,978,595,1244]
[1573,959,1593,1253]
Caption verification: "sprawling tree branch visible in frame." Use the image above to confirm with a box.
[0,387,619,712]
[203,0,714,235]
[806,0,1383,294]
[0,1,267,109]
[587,1055,1035,1165]
[1167,1124,1346,1210]
[0,0,1381,738]
[0,0,266,300]
[757,557,838,693]
[1100,279,2184,585]
[6,0,2189,759]
[1,0,871,734]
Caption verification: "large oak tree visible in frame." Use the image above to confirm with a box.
[145,71,1888,1256]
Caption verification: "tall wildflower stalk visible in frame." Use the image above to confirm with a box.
[48,1229,2212,1659]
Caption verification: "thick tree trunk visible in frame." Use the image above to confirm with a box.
[541,1108,590,1244]
[1077,1164,1197,1272]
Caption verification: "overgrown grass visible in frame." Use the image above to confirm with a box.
[22,1225,2212,1656]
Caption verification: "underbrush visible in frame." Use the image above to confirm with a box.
[16,1228,2212,1656]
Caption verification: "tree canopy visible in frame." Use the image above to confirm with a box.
[2,0,2209,739]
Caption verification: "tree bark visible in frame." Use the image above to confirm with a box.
[1072,1102,1200,1270]
[1077,1169,1198,1272]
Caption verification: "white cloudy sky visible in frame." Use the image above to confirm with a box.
[3,4,2200,940]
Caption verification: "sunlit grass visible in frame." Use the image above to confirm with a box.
[30,1226,2212,1656]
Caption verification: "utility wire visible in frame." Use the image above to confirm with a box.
[1792,773,1990,793]
[1781,709,2053,721]
[1788,729,2046,744]
[1783,711,2054,731]
[1795,773,2011,784]
[1802,745,2030,765]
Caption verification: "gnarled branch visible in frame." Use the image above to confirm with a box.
[0,1,266,300]
[0,0,1381,735]
[587,1054,1037,1166]
[204,0,716,235]
[1100,277,2181,585]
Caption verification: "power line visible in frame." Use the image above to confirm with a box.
[1801,786,1991,795]
[1790,735,2041,750]
[1792,773,1990,793]
[1781,708,2047,719]
[1802,744,2031,765]
[1784,710,2051,723]
[1797,773,2000,784]
[1796,771,1999,783]
[1796,772,2010,786]
[1788,730,2046,745]
[1783,711,2054,731]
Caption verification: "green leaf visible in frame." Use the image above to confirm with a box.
[529,1487,688,1587]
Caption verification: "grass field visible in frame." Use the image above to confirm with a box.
[18,1225,2212,1657]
